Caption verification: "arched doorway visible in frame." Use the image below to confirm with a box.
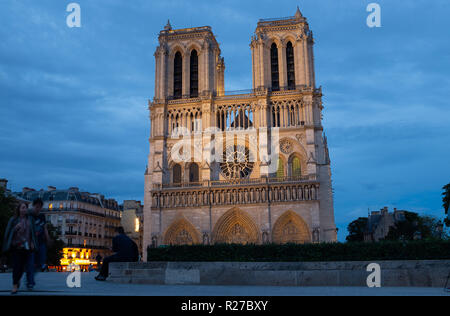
[212,208,259,244]
[163,218,201,245]
[272,210,311,244]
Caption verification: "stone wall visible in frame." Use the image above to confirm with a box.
[109,260,450,287]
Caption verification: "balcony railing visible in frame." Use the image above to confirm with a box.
[258,16,296,22]
[151,176,319,209]
[42,207,121,220]
[154,86,322,105]
[154,175,314,190]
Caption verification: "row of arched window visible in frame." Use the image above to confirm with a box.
[270,101,305,128]
[172,163,200,184]
[270,41,296,91]
[173,50,199,99]
[170,156,302,185]
[216,104,254,131]
[275,156,302,178]
[167,110,202,135]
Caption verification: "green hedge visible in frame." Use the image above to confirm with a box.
[147,241,450,262]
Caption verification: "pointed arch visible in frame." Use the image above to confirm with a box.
[190,49,199,97]
[169,44,186,58]
[173,51,183,99]
[212,208,259,244]
[271,156,286,178]
[288,152,306,178]
[270,43,280,91]
[186,42,202,55]
[281,34,297,47]
[163,217,201,245]
[172,163,182,184]
[278,156,286,178]
[188,162,199,183]
[286,41,296,90]
[272,210,311,244]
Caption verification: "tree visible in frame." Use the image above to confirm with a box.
[0,187,16,253]
[443,183,450,227]
[346,217,368,242]
[46,223,65,266]
[385,211,446,241]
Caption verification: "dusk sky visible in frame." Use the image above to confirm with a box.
[1,0,449,241]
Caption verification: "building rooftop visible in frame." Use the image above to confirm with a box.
[13,186,120,211]
[257,6,306,26]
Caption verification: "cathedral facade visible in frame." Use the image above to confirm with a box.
[143,8,337,259]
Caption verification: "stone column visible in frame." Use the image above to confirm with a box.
[154,49,161,100]
[308,39,316,88]
[294,38,304,87]
[259,40,265,89]
[303,38,311,87]
[166,51,172,98]
[182,52,189,98]
[251,41,258,89]
[204,42,210,93]
[279,43,287,90]
[198,49,204,96]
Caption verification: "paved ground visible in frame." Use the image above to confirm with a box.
[0,272,449,296]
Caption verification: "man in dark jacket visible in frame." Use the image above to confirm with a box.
[95,227,138,281]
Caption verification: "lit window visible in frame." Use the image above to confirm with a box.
[291,157,301,177]
[276,159,285,178]
[49,203,53,210]
[135,218,140,232]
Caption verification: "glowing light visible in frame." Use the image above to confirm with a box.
[135,218,140,232]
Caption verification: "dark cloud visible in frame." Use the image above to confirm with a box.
[1,0,449,241]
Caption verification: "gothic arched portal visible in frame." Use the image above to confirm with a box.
[272,210,311,244]
[212,208,259,244]
[163,217,201,245]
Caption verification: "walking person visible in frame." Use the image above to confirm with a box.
[2,202,37,294]
[95,227,139,281]
[26,198,50,290]
[95,254,102,271]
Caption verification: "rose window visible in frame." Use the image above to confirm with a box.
[220,145,254,179]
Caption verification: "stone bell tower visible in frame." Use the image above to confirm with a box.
[143,22,226,259]
[153,20,225,102]
[251,7,315,90]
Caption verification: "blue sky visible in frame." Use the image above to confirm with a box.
[1,0,449,241]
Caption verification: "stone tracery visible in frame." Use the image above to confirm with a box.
[272,210,311,244]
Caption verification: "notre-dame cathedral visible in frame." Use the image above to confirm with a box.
[143,7,337,259]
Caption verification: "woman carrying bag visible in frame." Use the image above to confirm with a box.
[2,202,37,294]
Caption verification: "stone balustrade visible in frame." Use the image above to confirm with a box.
[151,177,319,209]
